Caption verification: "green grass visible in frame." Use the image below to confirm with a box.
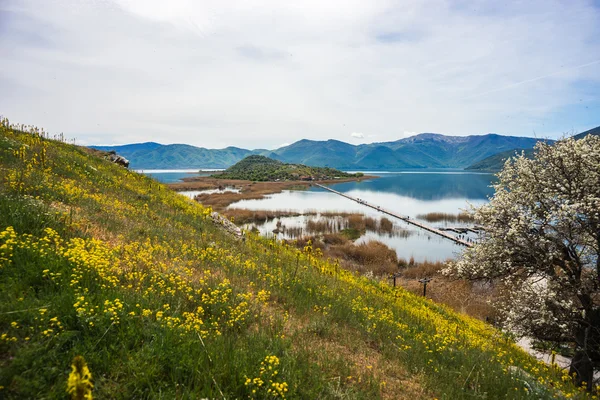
[340,228,363,240]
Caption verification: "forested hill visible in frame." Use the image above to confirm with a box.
[214,155,362,181]
[573,125,600,140]
[90,142,263,169]
[91,133,546,170]
[465,149,534,171]
[466,126,600,171]
[0,118,583,398]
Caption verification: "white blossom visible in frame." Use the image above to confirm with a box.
[443,135,600,388]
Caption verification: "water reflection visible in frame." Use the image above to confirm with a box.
[248,214,477,262]
[232,171,494,262]
[137,169,222,183]
[179,187,240,199]
[330,170,495,200]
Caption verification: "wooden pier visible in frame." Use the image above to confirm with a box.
[313,183,473,247]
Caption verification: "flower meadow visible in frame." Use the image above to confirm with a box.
[0,118,594,398]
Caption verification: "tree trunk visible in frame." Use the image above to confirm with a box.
[569,349,593,391]
[570,310,600,391]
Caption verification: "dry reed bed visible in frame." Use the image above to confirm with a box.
[286,234,496,320]
[222,209,305,224]
[290,235,399,276]
[416,212,475,223]
[266,213,406,238]
[220,209,376,225]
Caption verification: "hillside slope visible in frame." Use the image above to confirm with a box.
[467,126,600,171]
[0,119,582,399]
[376,134,543,168]
[265,134,545,169]
[573,125,600,140]
[94,133,547,170]
[91,143,266,169]
[465,149,534,171]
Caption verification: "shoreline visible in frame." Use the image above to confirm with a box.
[167,175,378,210]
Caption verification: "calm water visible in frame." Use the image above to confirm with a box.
[231,170,496,262]
[136,169,222,183]
[179,188,240,199]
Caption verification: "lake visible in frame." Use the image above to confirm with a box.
[135,169,222,183]
[144,169,496,262]
[228,170,496,262]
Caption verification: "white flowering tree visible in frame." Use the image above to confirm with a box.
[444,135,600,389]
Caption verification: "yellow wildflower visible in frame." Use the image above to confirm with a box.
[67,356,93,400]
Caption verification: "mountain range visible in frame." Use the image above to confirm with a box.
[267,134,544,170]
[90,129,598,170]
[466,125,600,171]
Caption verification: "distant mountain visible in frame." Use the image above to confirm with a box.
[269,139,359,168]
[269,133,544,169]
[91,142,162,160]
[465,149,534,171]
[91,133,548,170]
[90,143,267,169]
[573,125,600,140]
[215,155,361,181]
[466,125,600,171]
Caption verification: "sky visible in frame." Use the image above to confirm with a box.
[1,0,599,150]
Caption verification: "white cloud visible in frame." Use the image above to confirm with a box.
[0,0,599,148]
[402,131,417,138]
[350,132,364,139]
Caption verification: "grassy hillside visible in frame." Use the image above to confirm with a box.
[214,155,362,181]
[0,119,589,399]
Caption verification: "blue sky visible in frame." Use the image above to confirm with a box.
[1,0,599,149]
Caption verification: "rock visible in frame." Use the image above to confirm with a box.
[107,153,130,168]
[210,212,244,239]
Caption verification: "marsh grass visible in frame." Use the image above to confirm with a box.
[222,208,305,224]
[331,241,399,275]
[416,212,475,223]
[306,219,336,233]
[379,217,393,233]
[265,213,411,242]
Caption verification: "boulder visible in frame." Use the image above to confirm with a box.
[107,153,130,168]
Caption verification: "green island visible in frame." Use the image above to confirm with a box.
[213,155,364,181]
[0,120,588,399]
